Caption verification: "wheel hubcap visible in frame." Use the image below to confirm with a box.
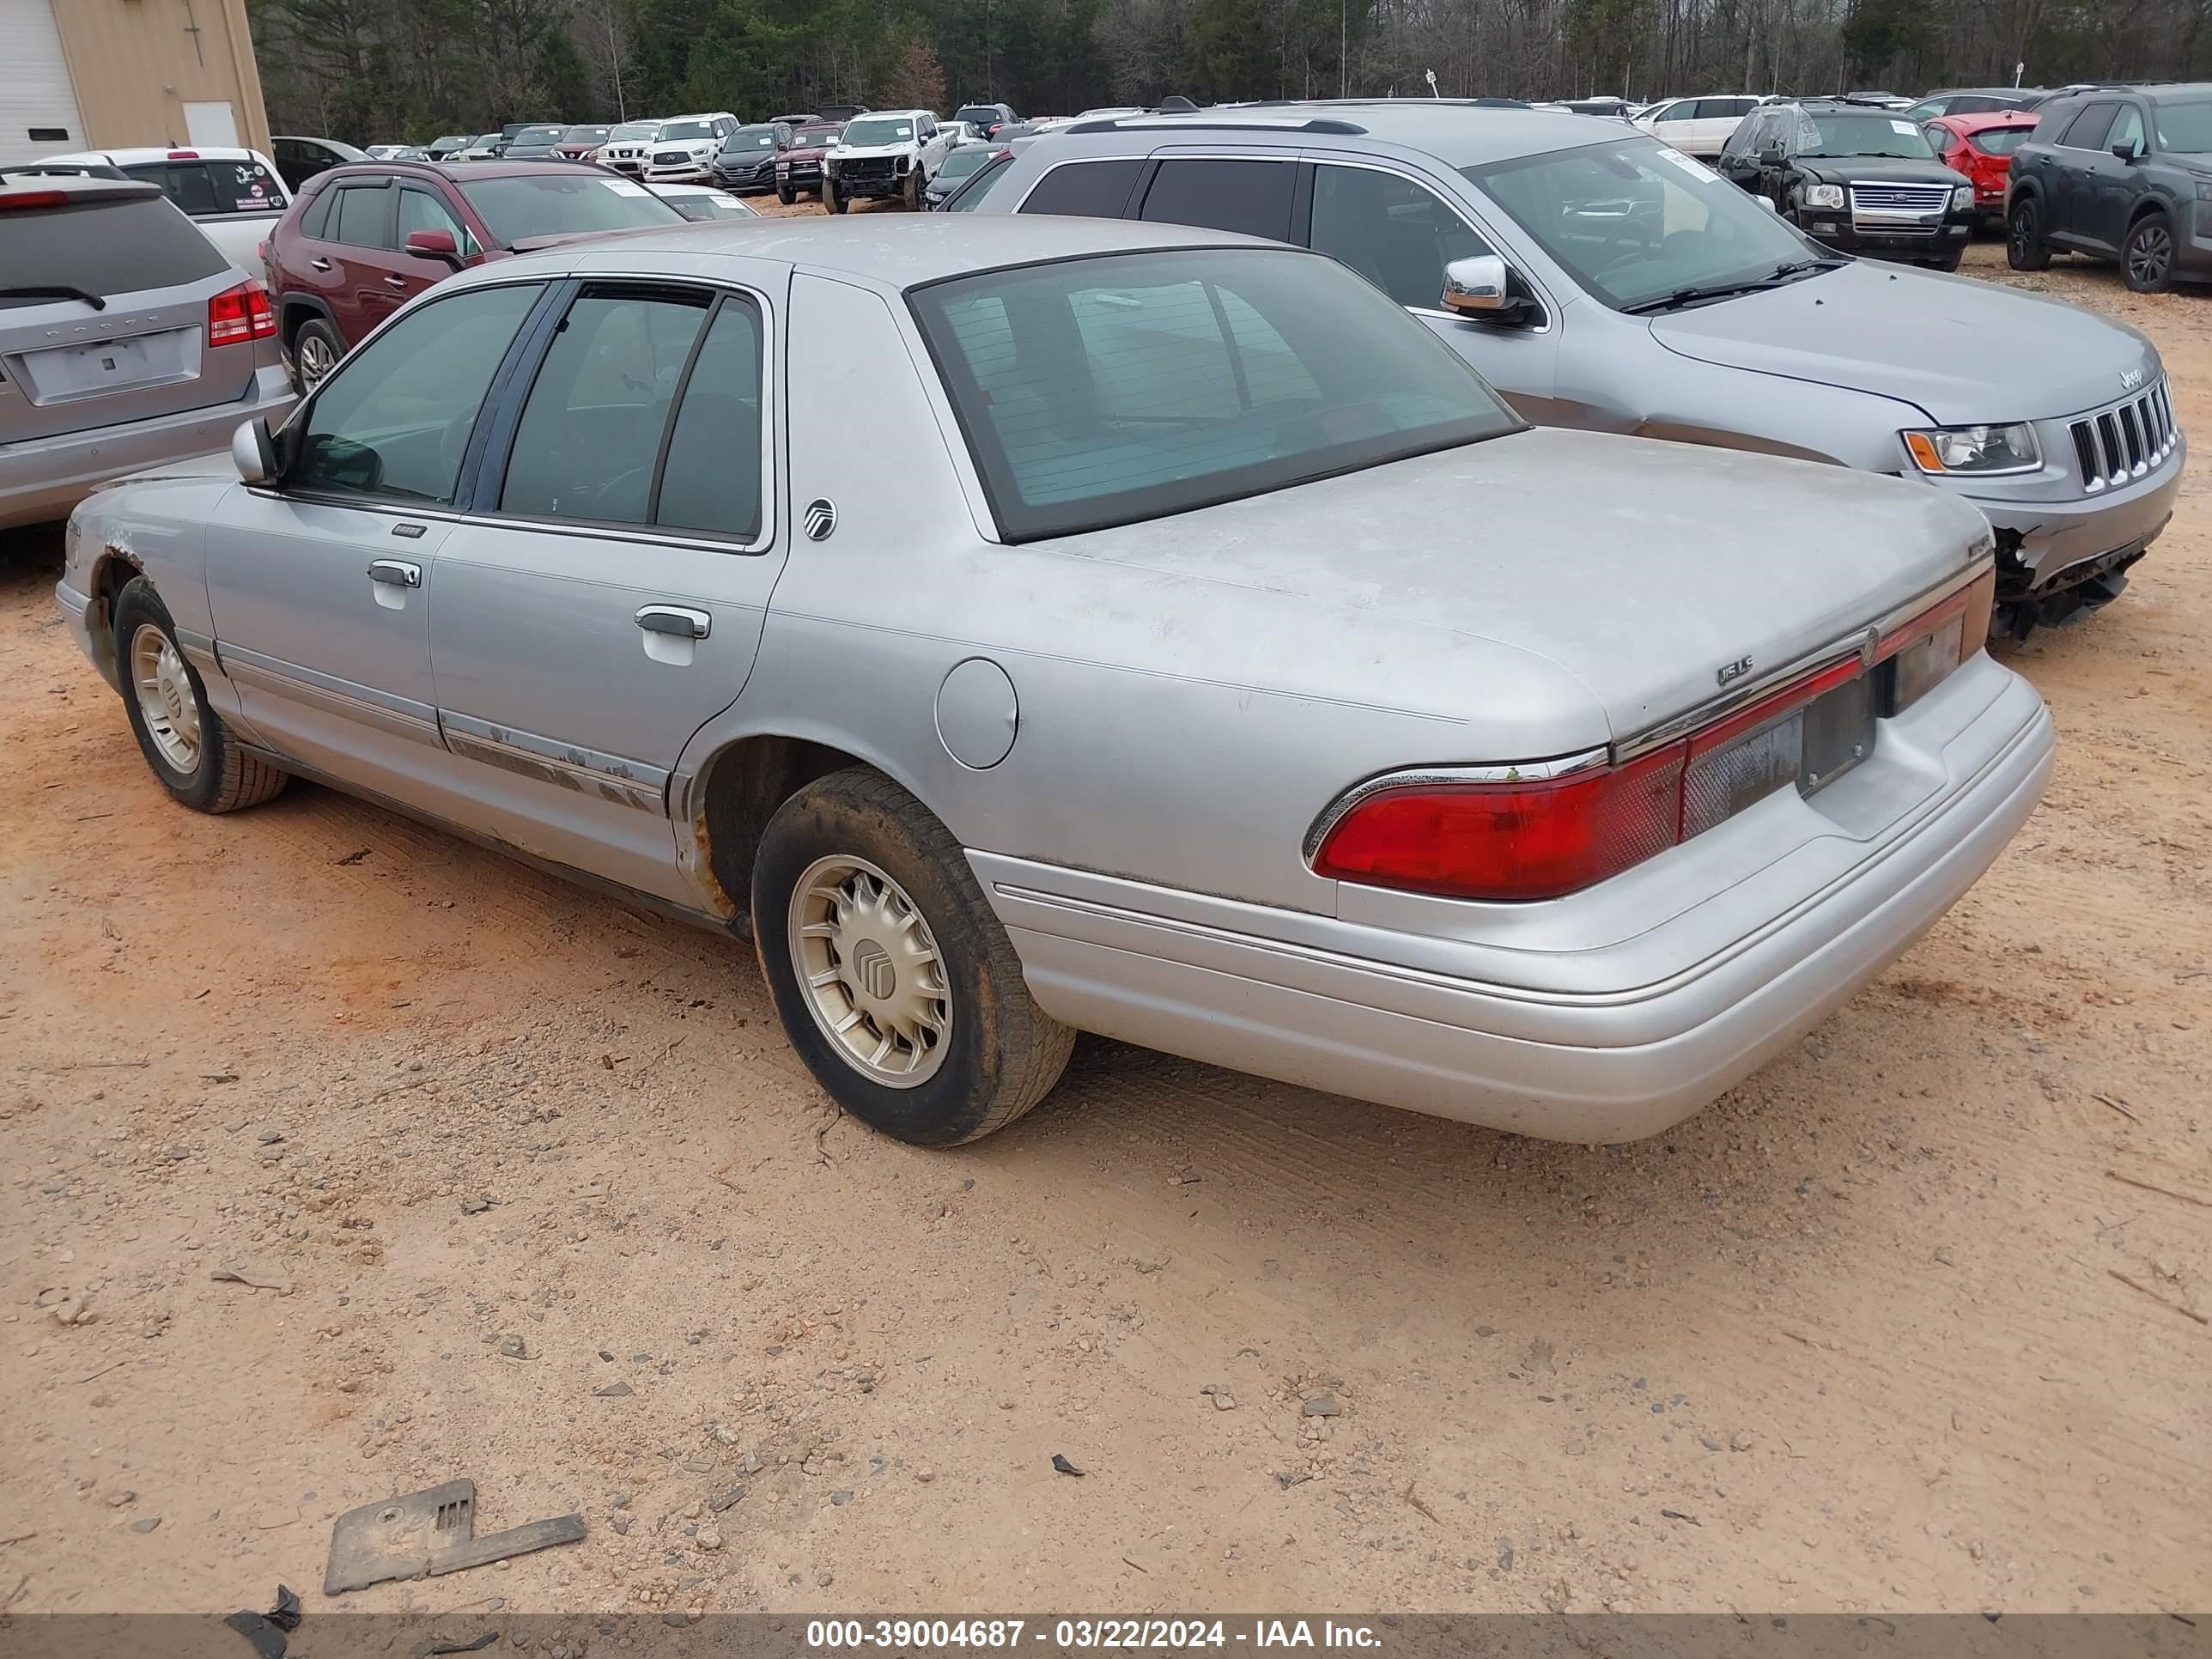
[787,855,951,1086]
[298,335,335,386]
[131,623,202,774]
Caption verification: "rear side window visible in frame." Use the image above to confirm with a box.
[655,300,767,540]
[333,185,392,248]
[1018,158,1144,217]
[2060,103,2118,149]
[1139,159,1297,241]
[289,283,544,502]
[0,195,228,307]
[909,246,1520,541]
[121,158,285,216]
[301,185,337,239]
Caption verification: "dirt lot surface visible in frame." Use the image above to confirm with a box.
[3,234,2208,1626]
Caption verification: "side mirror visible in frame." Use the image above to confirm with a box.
[1759,146,1784,167]
[232,416,278,485]
[1753,194,1778,213]
[2111,141,2139,161]
[1441,254,1516,316]
[404,227,460,267]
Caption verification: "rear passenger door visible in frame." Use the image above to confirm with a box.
[320,177,410,344]
[429,272,788,904]
[2047,101,2118,246]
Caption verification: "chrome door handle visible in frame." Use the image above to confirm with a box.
[635,605,710,640]
[309,257,333,271]
[368,560,422,588]
[384,275,409,290]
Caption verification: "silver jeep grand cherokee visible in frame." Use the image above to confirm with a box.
[975,102,2182,635]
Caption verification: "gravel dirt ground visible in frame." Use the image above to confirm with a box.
[2,234,2207,1626]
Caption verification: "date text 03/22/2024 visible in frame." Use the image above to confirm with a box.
[805,1620,1384,1650]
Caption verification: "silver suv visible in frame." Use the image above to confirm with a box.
[2,173,295,529]
[972,102,2182,636]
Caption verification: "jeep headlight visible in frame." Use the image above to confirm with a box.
[1902,423,2041,476]
[1803,183,1844,210]
[1950,184,1973,211]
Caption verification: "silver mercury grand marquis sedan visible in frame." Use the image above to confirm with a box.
[972,103,2184,635]
[56,216,2056,1148]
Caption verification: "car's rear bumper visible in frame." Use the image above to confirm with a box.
[977,657,2053,1143]
[0,365,293,531]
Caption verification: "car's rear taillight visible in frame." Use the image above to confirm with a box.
[1311,568,1995,902]
[207,279,276,346]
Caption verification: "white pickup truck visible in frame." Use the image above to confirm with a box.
[824,110,955,211]
[28,146,289,272]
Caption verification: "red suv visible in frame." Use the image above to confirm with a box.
[1922,111,2041,228]
[264,159,687,387]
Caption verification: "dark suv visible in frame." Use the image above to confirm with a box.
[2005,83,2212,292]
[1718,100,1974,269]
[265,160,684,387]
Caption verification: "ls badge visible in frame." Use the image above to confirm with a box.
[1717,655,1753,687]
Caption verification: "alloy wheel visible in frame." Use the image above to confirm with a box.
[296,331,337,386]
[2009,206,2035,261]
[787,854,951,1086]
[2127,223,2172,289]
[131,623,202,774]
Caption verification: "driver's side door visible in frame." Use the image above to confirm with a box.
[203,279,550,811]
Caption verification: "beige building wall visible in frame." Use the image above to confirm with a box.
[50,0,271,154]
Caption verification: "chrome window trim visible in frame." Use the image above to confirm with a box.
[1303,747,1611,860]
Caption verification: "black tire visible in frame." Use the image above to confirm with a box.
[112,577,288,815]
[2008,198,2051,271]
[904,168,923,210]
[777,185,794,205]
[2123,210,2176,294]
[824,178,847,214]
[752,767,1074,1147]
[1929,252,1963,273]
[291,316,343,390]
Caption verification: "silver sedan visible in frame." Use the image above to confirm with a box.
[55,216,2055,1147]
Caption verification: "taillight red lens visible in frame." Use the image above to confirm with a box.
[1877,564,1994,714]
[0,190,70,210]
[207,280,276,346]
[1313,745,1686,902]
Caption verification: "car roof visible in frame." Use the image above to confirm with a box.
[313,158,621,185]
[37,144,267,166]
[1052,99,1641,166]
[486,212,1273,289]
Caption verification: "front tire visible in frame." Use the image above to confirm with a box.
[2008,198,2051,270]
[824,177,847,214]
[112,578,288,815]
[2123,211,2176,294]
[777,185,794,205]
[904,168,923,210]
[752,768,1074,1147]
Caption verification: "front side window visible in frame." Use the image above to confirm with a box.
[398,186,479,256]
[2062,103,2119,150]
[2109,106,2147,155]
[332,184,392,249]
[1463,136,1817,312]
[1308,166,1492,311]
[456,173,684,245]
[289,283,543,502]
[909,247,1520,542]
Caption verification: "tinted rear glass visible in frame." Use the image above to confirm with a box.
[457,173,685,243]
[1970,125,2034,155]
[0,194,228,306]
[908,247,1521,542]
[122,158,286,216]
[1018,158,1143,216]
[1139,158,1297,240]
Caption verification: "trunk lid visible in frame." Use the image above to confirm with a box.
[1649,260,2160,423]
[1046,427,1989,748]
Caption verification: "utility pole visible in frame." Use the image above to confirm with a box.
[1340,0,1347,96]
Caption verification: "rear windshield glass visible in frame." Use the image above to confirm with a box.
[955,107,1003,124]
[908,248,1521,542]
[1969,125,2034,155]
[121,158,286,216]
[0,194,228,306]
[2154,97,2212,153]
[457,173,685,244]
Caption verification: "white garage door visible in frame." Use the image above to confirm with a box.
[0,0,84,166]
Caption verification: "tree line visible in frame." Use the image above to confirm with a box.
[247,0,2212,146]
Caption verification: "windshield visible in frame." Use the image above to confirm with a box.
[937,147,994,180]
[511,126,565,145]
[1803,112,1936,158]
[843,118,915,146]
[659,120,717,140]
[1463,136,1822,312]
[910,247,1520,542]
[610,124,656,141]
[458,173,686,243]
[1970,125,2036,155]
[793,125,842,149]
[559,126,609,143]
[724,126,781,151]
[2154,97,2212,153]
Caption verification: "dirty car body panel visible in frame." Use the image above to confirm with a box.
[58,216,2053,1144]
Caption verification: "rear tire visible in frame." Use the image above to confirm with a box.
[2123,210,2176,294]
[752,768,1074,1147]
[2007,198,2051,270]
[292,317,343,390]
[112,578,288,815]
